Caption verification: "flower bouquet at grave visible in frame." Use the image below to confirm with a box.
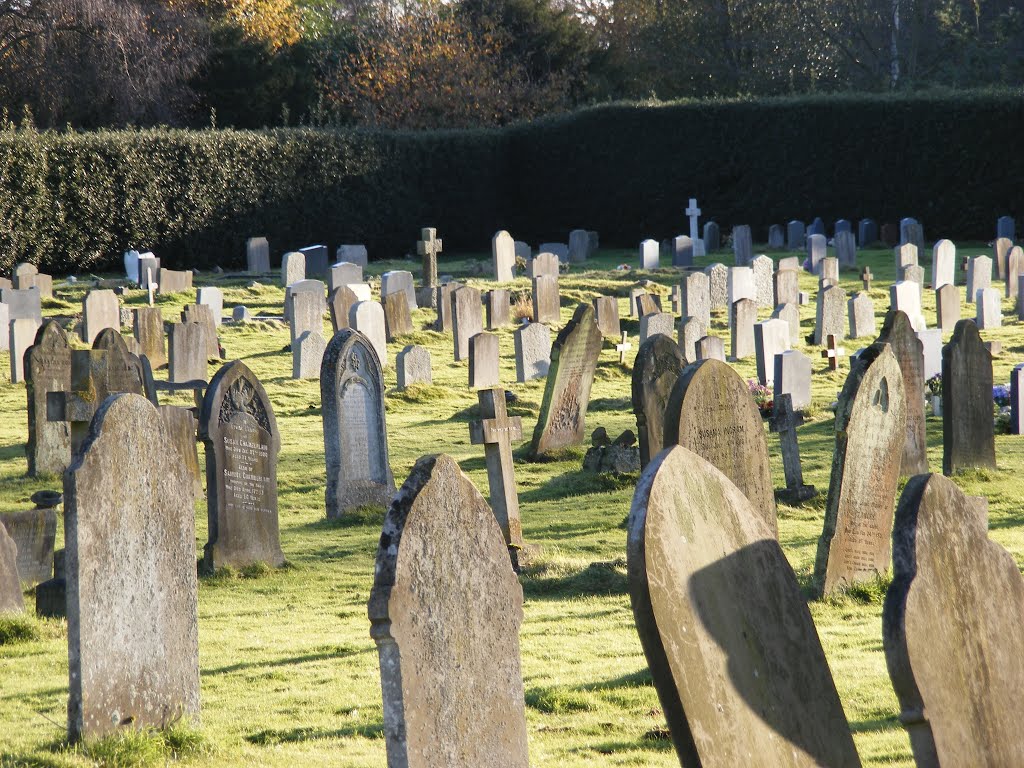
[926,374,942,397]
[747,380,774,417]
[993,384,1013,434]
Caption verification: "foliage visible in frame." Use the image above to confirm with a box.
[0,615,39,645]
[993,383,1011,407]
[926,373,942,396]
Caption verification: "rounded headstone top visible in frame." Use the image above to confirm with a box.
[32,490,63,509]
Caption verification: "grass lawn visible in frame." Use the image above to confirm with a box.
[2,240,1023,767]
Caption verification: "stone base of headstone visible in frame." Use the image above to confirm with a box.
[417,286,437,309]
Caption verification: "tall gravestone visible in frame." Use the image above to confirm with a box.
[632,336,685,469]
[65,394,199,741]
[663,359,777,534]
[514,322,550,382]
[81,290,119,345]
[626,445,860,768]
[350,301,388,366]
[813,343,906,597]
[200,361,284,570]
[942,320,996,475]
[246,237,270,272]
[732,224,753,265]
[25,321,72,476]
[492,230,515,282]
[132,307,166,369]
[877,311,928,475]
[281,251,305,287]
[452,286,483,362]
[884,473,1024,768]
[368,454,529,768]
[322,330,396,518]
[530,304,603,456]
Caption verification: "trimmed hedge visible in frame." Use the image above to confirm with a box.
[1,91,1022,274]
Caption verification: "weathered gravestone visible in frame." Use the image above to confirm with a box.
[931,239,955,289]
[883,473,1024,768]
[350,300,388,366]
[663,358,777,534]
[835,230,856,268]
[680,272,710,329]
[730,298,756,360]
[639,312,674,344]
[1006,245,1024,299]
[530,304,602,456]
[469,388,524,563]
[10,318,39,383]
[246,236,270,272]
[290,288,327,343]
[328,261,363,292]
[200,361,284,570]
[847,291,875,338]
[381,270,417,312]
[814,284,847,345]
[0,523,23,613]
[672,235,694,266]
[858,218,878,247]
[942,320,996,475]
[527,252,559,279]
[417,228,442,293]
[877,311,928,475]
[767,224,784,249]
[281,251,305,287]
[321,329,396,518]
[492,230,515,282]
[769,394,817,503]
[703,221,721,251]
[732,224,753,265]
[626,445,860,768]
[787,220,806,250]
[132,307,166,368]
[696,335,725,362]
[2,285,42,324]
[168,322,208,384]
[592,295,620,338]
[25,321,72,476]
[772,302,801,347]
[469,332,500,388]
[485,289,511,329]
[382,291,413,341]
[568,229,591,264]
[292,330,327,380]
[965,255,992,304]
[819,256,840,286]
[181,303,220,358]
[197,287,224,327]
[1,495,58,588]
[813,343,906,597]
[338,244,369,267]
[81,289,119,345]
[807,234,827,274]
[935,283,960,332]
[754,318,790,385]
[976,287,1002,329]
[704,263,728,308]
[751,254,774,307]
[632,335,685,469]
[368,454,529,768]
[678,317,705,362]
[774,268,799,308]
[452,286,484,362]
[158,268,193,295]
[433,280,463,333]
[396,345,431,389]
[65,394,199,740]
[514,322,550,382]
[995,237,1012,280]
[329,285,364,333]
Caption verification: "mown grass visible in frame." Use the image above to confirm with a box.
[2,241,1024,766]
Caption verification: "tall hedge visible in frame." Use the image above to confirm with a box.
[1,91,1022,274]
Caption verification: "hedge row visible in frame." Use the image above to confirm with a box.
[1,91,1022,274]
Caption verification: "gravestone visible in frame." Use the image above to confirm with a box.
[636,293,662,318]
[703,221,720,252]
[137,254,160,289]
[901,218,924,251]
[515,323,550,382]
[639,239,660,270]
[1006,245,1024,299]
[942,320,995,475]
[485,289,511,330]
[158,268,192,294]
[935,283,960,332]
[751,255,773,307]
[727,267,755,316]
[382,291,413,341]
[730,299,756,360]
[492,230,515,282]
[976,287,1002,329]
[1012,363,1024,434]
[767,224,784,248]
[732,224,753,265]
[196,287,223,327]
[2,285,42,324]
[396,345,432,389]
[299,244,329,278]
[684,199,703,256]
[814,284,847,345]
[895,243,918,279]
[381,270,416,311]
[25,322,72,476]
[819,256,839,287]
[769,394,817,503]
[452,286,484,362]
[965,255,992,304]
[531,275,560,325]
[858,219,878,246]
[890,280,927,332]
[123,252,140,283]
[530,304,603,456]
[132,308,166,368]
[808,217,825,236]
[292,330,326,379]
[704,263,728,308]
[626,445,858,768]
[417,228,442,291]
[200,361,284,570]
[931,240,955,289]
[847,292,875,338]
[772,302,800,346]
[281,251,305,287]
[528,252,559,279]
[996,214,1015,241]
[696,335,725,362]
[329,285,364,333]
[807,234,826,274]
[337,244,369,267]
[918,328,943,380]
[81,290,119,345]
[469,332,500,388]
[835,230,856,268]
[632,336,685,469]
[10,318,39,383]
[321,330,395,517]
[678,317,705,362]
[368,454,529,768]
[350,301,388,366]
[568,229,591,264]
[774,268,799,307]
[168,323,207,384]
[786,220,806,250]
[834,219,852,235]
[995,237,1012,280]
[2,503,57,588]
[754,318,790,385]
[434,281,463,333]
[664,359,776,533]
[903,264,925,297]
[813,343,906,597]
[514,241,530,261]
[639,312,674,344]
[592,295,620,338]
[877,311,928,476]
[65,394,199,740]
[672,235,694,267]
[328,261,363,292]
[681,272,711,329]
[0,521,22,613]
[0,303,7,352]
[246,236,270,272]
[181,303,220,358]
[884,473,1024,768]
[774,351,812,411]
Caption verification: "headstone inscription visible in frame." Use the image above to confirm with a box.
[877,311,928,475]
[199,361,284,570]
[469,388,524,563]
[321,329,396,518]
[663,359,777,535]
[626,445,860,768]
[942,320,996,475]
[25,321,72,476]
[631,335,685,469]
[368,454,529,768]
[883,473,1024,768]
[813,343,906,597]
[530,304,603,456]
[64,394,199,741]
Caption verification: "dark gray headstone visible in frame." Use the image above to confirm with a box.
[703,221,720,252]
[299,244,329,278]
[26,321,71,476]
[382,291,413,341]
[453,286,484,362]
[942,320,996,475]
[786,220,806,250]
[632,335,685,469]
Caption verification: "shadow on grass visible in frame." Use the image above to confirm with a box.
[246,721,383,745]
[302,506,387,530]
[520,559,628,599]
[588,397,631,412]
[204,646,372,677]
[579,668,653,692]
[849,714,901,734]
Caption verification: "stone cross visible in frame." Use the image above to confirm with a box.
[768,394,817,503]
[686,198,704,256]
[616,331,633,365]
[821,334,846,371]
[416,227,442,290]
[469,387,524,568]
[861,266,873,291]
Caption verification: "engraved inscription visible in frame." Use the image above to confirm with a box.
[222,420,272,518]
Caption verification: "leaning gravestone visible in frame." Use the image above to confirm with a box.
[813,343,906,597]
[877,311,928,475]
[321,330,396,518]
[329,285,363,333]
[626,445,860,768]
[25,321,72,476]
[663,359,777,534]
[632,336,685,469]
[433,280,463,333]
[883,473,1024,768]
[368,454,529,768]
[0,523,23,614]
[64,394,199,740]
[942,319,996,475]
[530,304,603,456]
[200,361,284,571]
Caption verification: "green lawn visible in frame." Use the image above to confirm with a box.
[2,242,1023,767]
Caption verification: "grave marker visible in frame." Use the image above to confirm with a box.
[631,335,685,468]
[942,320,995,474]
[469,332,500,388]
[531,275,560,325]
[453,286,484,361]
[514,322,550,382]
[732,224,753,265]
[281,251,305,287]
[132,308,166,368]
[350,301,388,366]
[25,322,72,476]
[246,237,270,272]
[769,394,817,502]
[81,290,119,345]
[382,291,413,341]
[292,330,327,379]
[492,230,515,282]
[396,345,432,388]
[469,388,524,561]
[877,311,929,475]
[592,295,620,337]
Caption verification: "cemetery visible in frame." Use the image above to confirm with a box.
[4,217,1024,768]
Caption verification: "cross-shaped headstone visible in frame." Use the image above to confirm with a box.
[469,387,523,569]
[685,198,705,257]
[616,331,633,365]
[821,334,847,371]
[768,394,817,503]
[861,266,873,292]
[416,227,442,290]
